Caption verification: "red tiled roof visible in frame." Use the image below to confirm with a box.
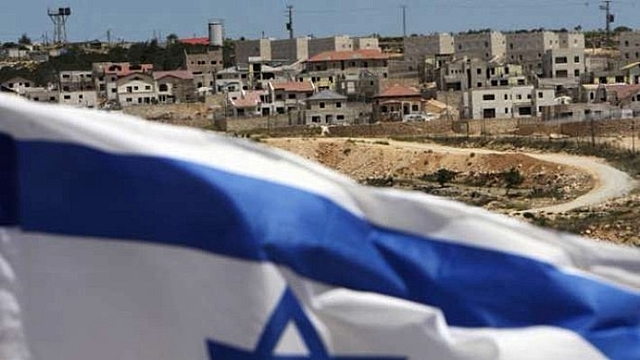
[307,49,389,63]
[271,81,314,92]
[179,37,209,46]
[231,90,263,108]
[374,84,421,98]
[605,84,640,100]
[153,70,194,81]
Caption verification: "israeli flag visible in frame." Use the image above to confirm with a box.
[0,95,639,360]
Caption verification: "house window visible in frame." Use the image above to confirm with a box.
[574,69,580,77]
[275,94,283,100]
[505,108,509,114]
[126,98,132,102]
[482,94,495,101]
[126,86,132,93]
[411,104,419,112]
[79,94,83,99]
[288,93,296,99]
[504,94,508,100]
[33,97,39,101]
[134,86,139,91]
[555,56,567,64]
[336,102,342,108]
[63,95,70,100]
[159,84,168,92]
[337,115,345,120]
[111,88,117,93]
[516,94,522,100]
[477,68,482,75]
[145,85,151,90]
[319,102,326,109]
[574,56,580,63]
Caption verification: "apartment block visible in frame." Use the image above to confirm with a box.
[506,31,585,78]
[185,49,223,75]
[454,31,506,61]
[437,59,526,91]
[542,48,585,79]
[271,37,309,63]
[235,39,272,65]
[59,70,98,108]
[352,37,380,51]
[619,31,640,64]
[463,85,555,119]
[403,33,455,64]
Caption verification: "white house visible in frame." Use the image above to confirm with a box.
[116,73,157,106]
[463,85,555,119]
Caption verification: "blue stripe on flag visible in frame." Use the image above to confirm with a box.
[0,133,18,225]
[11,137,640,360]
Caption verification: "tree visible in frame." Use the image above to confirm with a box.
[166,33,179,45]
[435,168,457,188]
[614,26,632,33]
[504,167,524,195]
[18,33,31,45]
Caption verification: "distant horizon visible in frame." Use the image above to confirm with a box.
[2,0,638,44]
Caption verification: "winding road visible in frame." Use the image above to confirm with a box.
[363,139,637,213]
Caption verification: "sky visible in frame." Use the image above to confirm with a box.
[2,0,639,44]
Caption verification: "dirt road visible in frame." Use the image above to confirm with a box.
[365,139,637,213]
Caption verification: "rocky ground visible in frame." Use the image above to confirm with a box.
[265,137,593,214]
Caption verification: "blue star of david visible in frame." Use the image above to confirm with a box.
[207,288,405,359]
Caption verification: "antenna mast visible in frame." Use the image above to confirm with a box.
[286,5,294,39]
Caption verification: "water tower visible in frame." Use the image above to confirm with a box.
[208,20,224,48]
[48,7,71,44]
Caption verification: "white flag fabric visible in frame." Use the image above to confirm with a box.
[0,94,639,360]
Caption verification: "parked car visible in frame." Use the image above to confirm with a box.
[402,113,436,122]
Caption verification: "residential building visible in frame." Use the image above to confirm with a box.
[335,71,380,101]
[22,87,59,103]
[619,31,640,64]
[116,73,157,106]
[462,85,555,119]
[403,33,455,64]
[215,66,249,92]
[301,49,390,91]
[436,59,526,91]
[542,48,585,80]
[1,77,34,94]
[267,80,315,114]
[234,39,272,65]
[185,49,224,75]
[373,84,428,121]
[59,71,98,108]
[505,31,584,77]
[153,70,196,104]
[59,90,98,108]
[227,90,267,117]
[93,62,154,101]
[352,37,380,51]
[304,90,352,125]
[453,31,506,61]
[270,37,309,63]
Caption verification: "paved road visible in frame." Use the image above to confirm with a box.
[364,139,637,213]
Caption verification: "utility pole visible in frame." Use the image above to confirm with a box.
[286,5,294,39]
[599,0,614,48]
[401,5,407,38]
[106,29,111,47]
